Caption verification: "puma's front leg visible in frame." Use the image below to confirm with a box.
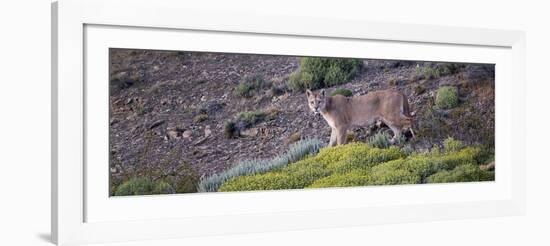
[336,127,348,145]
[328,128,337,147]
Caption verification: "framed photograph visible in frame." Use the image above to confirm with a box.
[52,0,525,245]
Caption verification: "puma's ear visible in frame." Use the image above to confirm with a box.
[306,89,312,97]
[320,89,326,97]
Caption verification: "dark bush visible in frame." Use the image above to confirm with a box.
[224,121,238,139]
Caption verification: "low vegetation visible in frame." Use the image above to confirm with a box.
[443,137,465,152]
[237,111,267,127]
[288,132,302,144]
[198,138,323,192]
[416,63,460,80]
[218,138,494,192]
[435,86,459,109]
[289,57,362,91]
[114,177,174,196]
[427,164,494,183]
[193,114,208,122]
[235,74,271,98]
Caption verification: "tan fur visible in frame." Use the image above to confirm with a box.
[306,89,414,146]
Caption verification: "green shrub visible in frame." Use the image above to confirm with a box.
[427,164,494,183]
[193,114,208,122]
[114,177,175,196]
[330,88,353,97]
[373,146,482,180]
[324,66,348,86]
[237,111,267,127]
[288,70,317,92]
[309,166,421,189]
[235,74,271,98]
[288,57,361,91]
[224,121,238,139]
[420,67,440,80]
[326,146,404,174]
[307,170,373,188]
[443,137,464,152]
[435,86,459,109]
[198,138,322,192]
[288,132,301,144]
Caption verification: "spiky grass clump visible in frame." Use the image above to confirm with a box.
[367,131,405,148]
[197,138,322,192]
[367,132,392,148]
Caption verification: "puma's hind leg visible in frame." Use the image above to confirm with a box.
[386,123,403,144]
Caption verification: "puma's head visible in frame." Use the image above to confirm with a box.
[306,89,327,116]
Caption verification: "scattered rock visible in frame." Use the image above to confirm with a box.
[160,98,170,105]
[194,137,208,145]
[182,130,192,139]
[204,125,212,137]
[240,127,259,137]
[110,118,119,126]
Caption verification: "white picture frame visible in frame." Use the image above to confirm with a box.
[52,0,526,245]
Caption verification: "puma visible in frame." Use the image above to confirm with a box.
[306,89,414,146]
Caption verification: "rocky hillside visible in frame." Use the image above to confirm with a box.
[109,49,494,194]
